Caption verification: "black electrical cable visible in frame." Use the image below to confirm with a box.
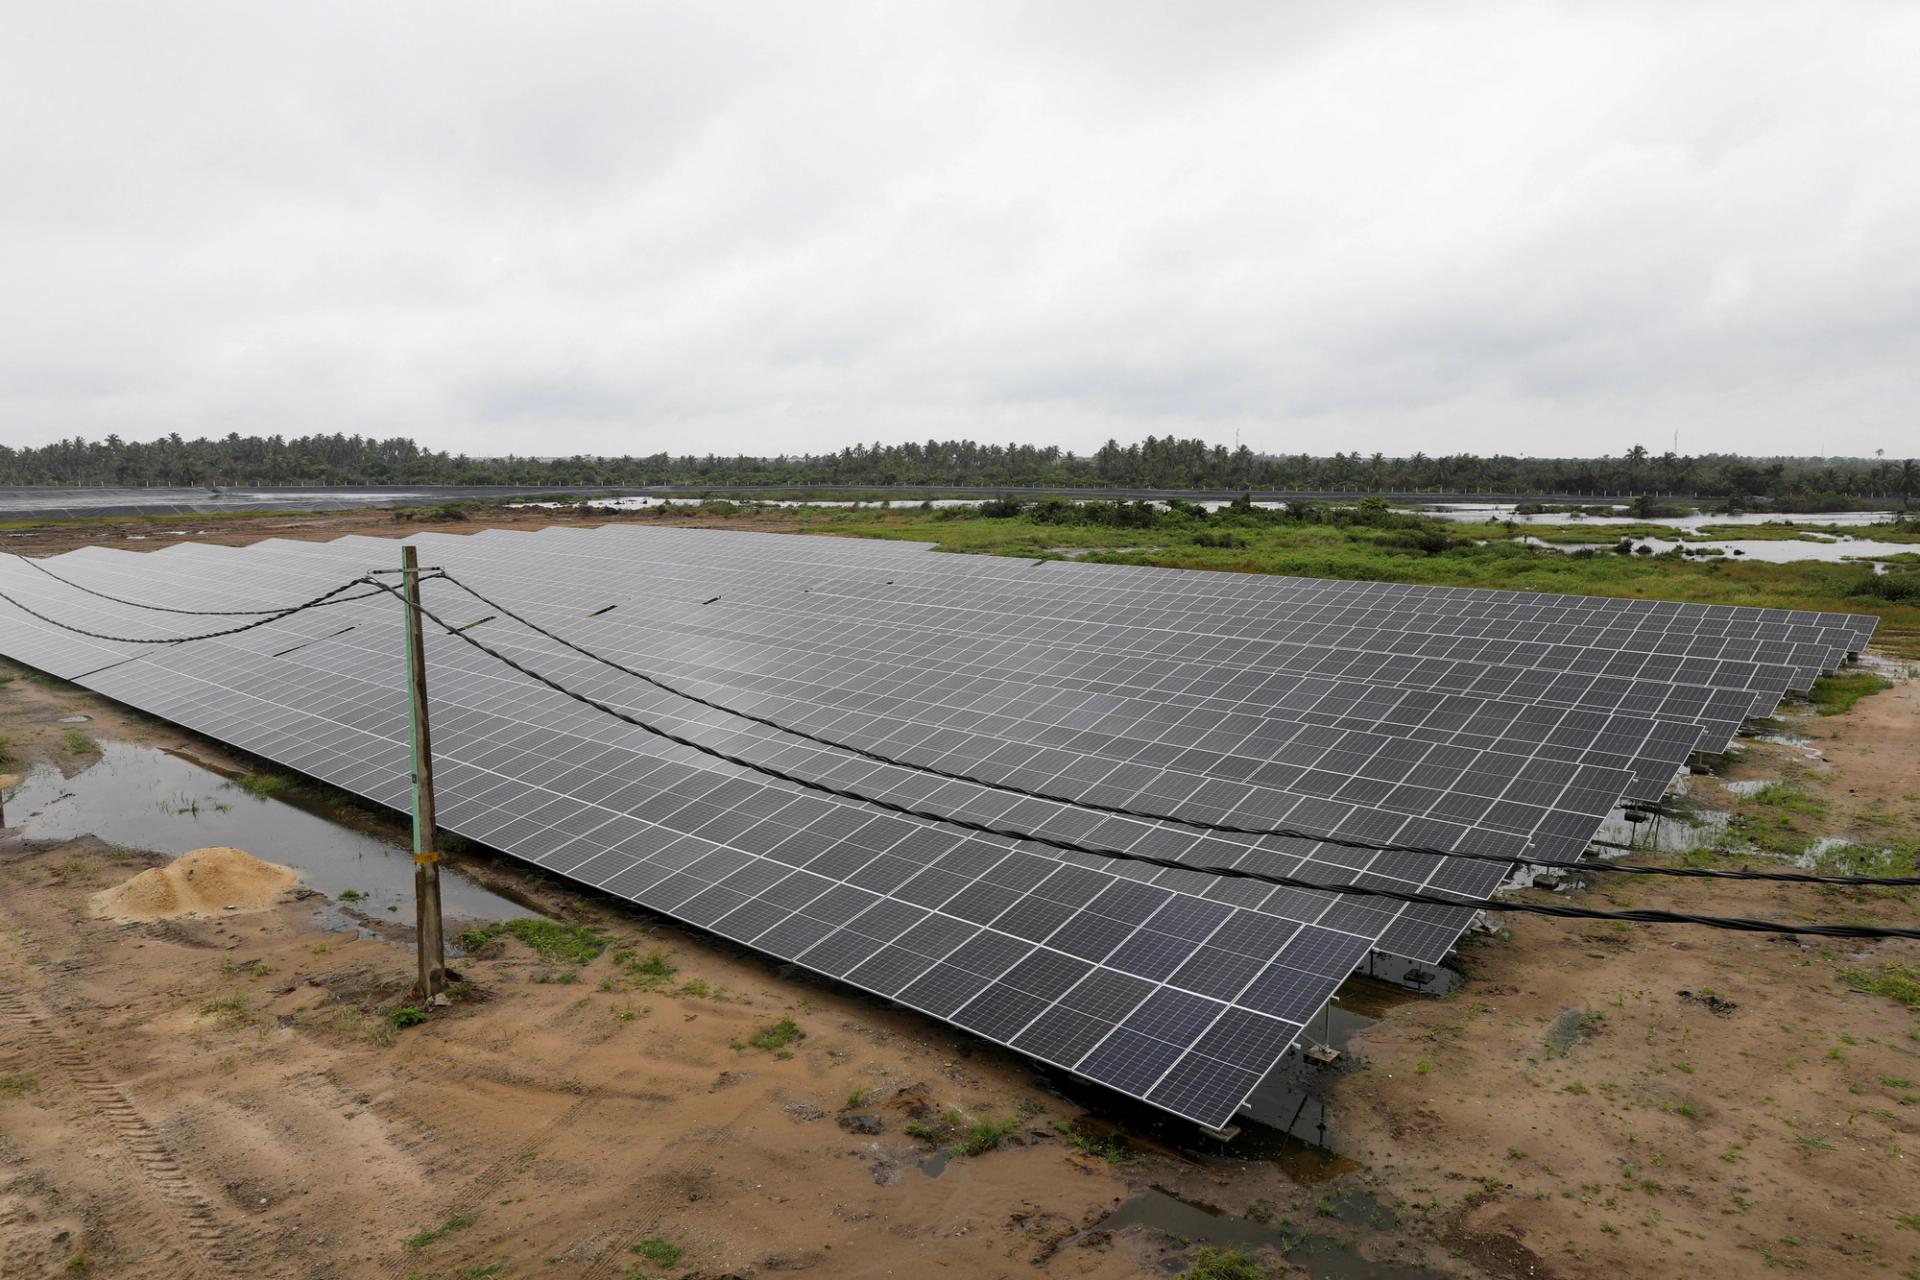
[426,570,1920,889]
[10,551,390,615]
[0,574,410,644]
[367,578,1920,942]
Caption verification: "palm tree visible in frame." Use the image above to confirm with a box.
[1900,459,1918,510]
[1624,444,1649,492]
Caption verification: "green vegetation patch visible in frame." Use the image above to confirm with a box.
[198,993,252,1028]
[404,1211,474,1250]
[1051,1118,1136,1162]
[456,917,611,965]
[630,1236,683,1267]
[1179,1247,1273,1279]
[1838,963,1920,1010]
[1804,672,1895,715]
[747,1017,802,1053]
[955,1113,1020,1156]
[230,771,294,797]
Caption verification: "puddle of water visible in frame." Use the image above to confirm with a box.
[1591,802,1729,852]
[1431,505,1905,531]
[1514,533,1912,566]
[918,1149,951,1178]
[1092,1187,1449,1280]
[3,742,523,926]
[56,714,92,724]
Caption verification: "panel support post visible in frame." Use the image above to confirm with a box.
[402,544,447,1001]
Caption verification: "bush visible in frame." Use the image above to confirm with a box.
[1848,573,1920,603]
[388,1006,426,1028]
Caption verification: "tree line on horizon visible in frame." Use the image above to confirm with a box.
[2,432,1915,504]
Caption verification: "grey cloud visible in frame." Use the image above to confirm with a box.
[2,1,1916,458]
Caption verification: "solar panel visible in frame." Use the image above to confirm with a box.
[0,528,1877,1131]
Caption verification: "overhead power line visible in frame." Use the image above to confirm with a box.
[426,570,1915,890]
[11,551,391,615]
[360,577,1920,942]
[0,574,408,644]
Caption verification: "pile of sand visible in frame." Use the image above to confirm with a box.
[90,846,298,922]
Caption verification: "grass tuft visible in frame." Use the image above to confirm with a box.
[1838,963,1920,1010]
[747,1017,802,1053]
[456,917,611,965]
[630,1235,682,1267]
[404,1211,474,1250]
[1179,1246,1273,1279]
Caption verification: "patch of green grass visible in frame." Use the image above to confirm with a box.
[1895,1210,1920,1231]
[61,728,97,755]
[630,1236,683,1267]
[1813,837,1918,879]
[198,993,252,1028]
[338,888,367,902]
[747,1017,801,1053]
[0,733,15,768]
[404,1211,474,1250]
[1838,962,1920,1010]
[1,1072,40,1095]
[229,771,294,797]
[1742,782,1827,816]
[455,1264,507,1280]
[1050,1118,1136,1162]
[606,946,675,990]
[1806,672,1895,716]
[844,1085,871,1110]
[955,1113,1020,1156]
[1179,1246,1272,1279]
[388,1005,427,1028]
[456,917,611,965]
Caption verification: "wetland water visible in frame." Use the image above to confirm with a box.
[5,741,522,923]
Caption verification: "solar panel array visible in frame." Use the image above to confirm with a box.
[0,528,1876,1129]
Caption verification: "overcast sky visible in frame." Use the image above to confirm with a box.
[4,3,1916,460]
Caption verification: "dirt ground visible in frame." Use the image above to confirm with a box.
[1340,678,1920,1279]
[0,666,1461,1280]
[2,508,1916,1280]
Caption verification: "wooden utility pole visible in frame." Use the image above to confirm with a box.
[402,544,448,1000]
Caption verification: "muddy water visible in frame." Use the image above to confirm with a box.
[1093,1186,1449,1278]
[3,741,523,924]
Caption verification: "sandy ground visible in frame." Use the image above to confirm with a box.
[0,665,1464,1280]
[1340,678,1920,1279]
